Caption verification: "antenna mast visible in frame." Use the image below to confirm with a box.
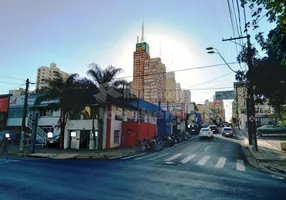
[141,20,144,43]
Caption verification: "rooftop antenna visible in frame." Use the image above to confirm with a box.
[137,36,139,44]
[140,19,144,43]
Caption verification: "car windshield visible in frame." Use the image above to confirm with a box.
[224,128,232,131]
[201,128,209,131]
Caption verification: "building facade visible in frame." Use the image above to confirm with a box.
[132,42,150,99]
[166,72,176,102]
[182,90,191,103]
[143,57,166,104]
[36,63,69,90]
[9,88,25,96]
[176,83,182,102]
[196,104,213,124]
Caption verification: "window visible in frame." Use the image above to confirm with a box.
[114,130,120,144]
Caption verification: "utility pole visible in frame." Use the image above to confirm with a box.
[20,79,30,153]
[235,84,240,130]
[222,35,258,151]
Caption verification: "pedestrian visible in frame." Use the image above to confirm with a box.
[0,136,9,162]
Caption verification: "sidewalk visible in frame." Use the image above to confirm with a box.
[235,129,286,177]
[8,145,138,159]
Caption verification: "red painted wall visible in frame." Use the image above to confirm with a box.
[121,121,157,147]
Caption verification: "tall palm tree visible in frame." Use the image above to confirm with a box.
[34,72,91,149]
[87,64,128,149]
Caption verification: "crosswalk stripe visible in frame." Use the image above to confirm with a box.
[148,153,170,161]
[133,153,158,160]
[0,159,20,163]
[236,159,245,171]
[121,153,147,160]
[215,157,226,168]
[108,156,124,160]
[180,154,196,164]
[196,156,210,166]
[165,153,183,162]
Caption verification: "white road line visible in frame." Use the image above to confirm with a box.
[0,159,20,163]
[196,156,211,166]
[133,153,159,160]
[148,153,170,161]
[108,156,124,160]
[180,154,196,164]
[236,159,246,171]
[204,146,210,151]
[121,153,147,160]
[215,157,227,168]
[165,153,183,162]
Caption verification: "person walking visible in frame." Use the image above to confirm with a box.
[0,136,9,162]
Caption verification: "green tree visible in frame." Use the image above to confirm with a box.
[87,64,128,150]
[34,72,91,149]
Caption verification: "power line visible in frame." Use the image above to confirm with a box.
[184,72,233,89]
[0,75,26,81]
[236,0,243,36]
[0,81,25,86]
[232,0,241,36]
[119,62,238,79]
[188,87,233,91]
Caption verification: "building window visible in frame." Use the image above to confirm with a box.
[114,130,120,144]
[115,107,123,121]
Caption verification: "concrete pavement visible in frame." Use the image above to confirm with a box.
[1,131,285,200]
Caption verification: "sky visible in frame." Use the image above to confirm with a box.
[0,0,275,121]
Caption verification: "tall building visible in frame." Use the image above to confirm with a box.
[132,23,150,99]
[9,88,25,96]
[143,58,166,104]
[36,63,69,90]
[181,90,191,103]
[165,72,176,102]
[176,83,182,102]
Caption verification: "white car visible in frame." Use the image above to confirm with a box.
[199,127,214,139]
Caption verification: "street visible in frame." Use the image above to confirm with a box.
[1,131,285,200]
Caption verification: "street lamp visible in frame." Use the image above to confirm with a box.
[206,47,237,73]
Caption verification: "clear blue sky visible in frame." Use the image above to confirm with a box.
[0,0,274,120]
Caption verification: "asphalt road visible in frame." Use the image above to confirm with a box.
[1,130,285,200]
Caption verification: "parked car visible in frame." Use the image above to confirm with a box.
[209,125,219,133]
[222,127,233,137]
[257,125,286,136]
[199,127,214,139]
[46,135,60,147]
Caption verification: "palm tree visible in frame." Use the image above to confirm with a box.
[34,72,91,149]
[87,64,128,149]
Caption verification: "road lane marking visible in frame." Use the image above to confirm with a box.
[148,153,170,161]
[204,146,210,151]
[236,159,246,171]
[180,154,196,164]
[215,157,226,168]
[196,156,211,166]
[121,153,147,160]
[165,153,183,162]
[0,159,20,163]
[108,156,124,160]
[133,153,159,160]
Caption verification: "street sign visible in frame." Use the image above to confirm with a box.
[215,90,234,100]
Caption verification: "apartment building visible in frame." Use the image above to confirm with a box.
[36,63,69,90]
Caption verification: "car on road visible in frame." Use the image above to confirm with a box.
[222,127,233,137]
[256,125,286,136]
[46,135,60,147]
[209,125,219,133]
[199,127,214,139]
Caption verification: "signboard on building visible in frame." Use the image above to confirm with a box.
[136,42,150,54]
[215,90,234,100]
[0,97,8,112]
[9,95,58,108]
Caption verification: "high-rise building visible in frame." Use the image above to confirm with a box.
[143,58,166,104]
[36,63,69,90]
[176,83,182,102]
[181,90,191,103]
[132,23,150,99]
[166,72,176,102]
